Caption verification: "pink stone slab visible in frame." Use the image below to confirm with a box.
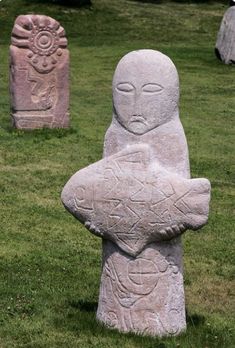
[10,15,70,129]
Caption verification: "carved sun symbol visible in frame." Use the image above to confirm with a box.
[29,26,60,57]
[11,15,67,72]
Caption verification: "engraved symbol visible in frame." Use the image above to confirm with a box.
[128,258,158,291]
[28,68,57,110]
[62,144,211,256]
[29,27,59,56]
[165,309,181,334]
[74,186,94,212]
[11,15,68,73]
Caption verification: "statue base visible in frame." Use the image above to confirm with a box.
[97,238,186,337]
[11,112,69,130]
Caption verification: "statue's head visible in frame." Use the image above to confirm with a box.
[112,49,179,135]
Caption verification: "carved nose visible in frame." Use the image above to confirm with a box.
[133,97,142,116]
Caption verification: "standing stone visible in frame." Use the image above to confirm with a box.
[10,15,69,129]
[61,50,211,337]
[215,7,235,64]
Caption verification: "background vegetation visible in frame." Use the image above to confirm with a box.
[0,0,234,347]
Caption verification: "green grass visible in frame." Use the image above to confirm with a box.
[0,0,234,347]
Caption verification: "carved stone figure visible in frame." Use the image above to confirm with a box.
[61,50,211,336]
[215,7,235,64]
[10,15,69,129]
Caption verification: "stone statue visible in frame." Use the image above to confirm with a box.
[215,6,235,64]
[61,50,211,337]
[10,15,69,129]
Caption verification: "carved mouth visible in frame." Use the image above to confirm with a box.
[129,116,147,125]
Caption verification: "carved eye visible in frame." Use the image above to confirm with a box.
[142,83,163,94]
[116,83,134,93]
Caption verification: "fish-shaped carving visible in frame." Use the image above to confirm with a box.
[61,144,211,257]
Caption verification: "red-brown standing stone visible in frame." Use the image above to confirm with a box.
[10,15,69,129]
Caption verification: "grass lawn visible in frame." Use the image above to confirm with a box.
[0,0,234,347]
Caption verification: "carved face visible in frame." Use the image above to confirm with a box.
[113,50,179,135]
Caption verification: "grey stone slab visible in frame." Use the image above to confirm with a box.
[215,7,235,64]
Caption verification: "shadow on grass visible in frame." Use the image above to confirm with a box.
[186,311,205,327]
[66,299,207,333]
[68,301,206,327]
[131,0,228,3]
[69,299,98,312]
[6,126,79,140]
[53,302,233,347]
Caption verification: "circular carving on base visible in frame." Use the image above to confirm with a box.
[127,258,158,295]
[165,308,182,335]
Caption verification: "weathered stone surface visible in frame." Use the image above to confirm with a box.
[62,144,210,257]
[61,50,211,336]
[10,15,69,129]
[98,239,185,336]
[215,7,235,64]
